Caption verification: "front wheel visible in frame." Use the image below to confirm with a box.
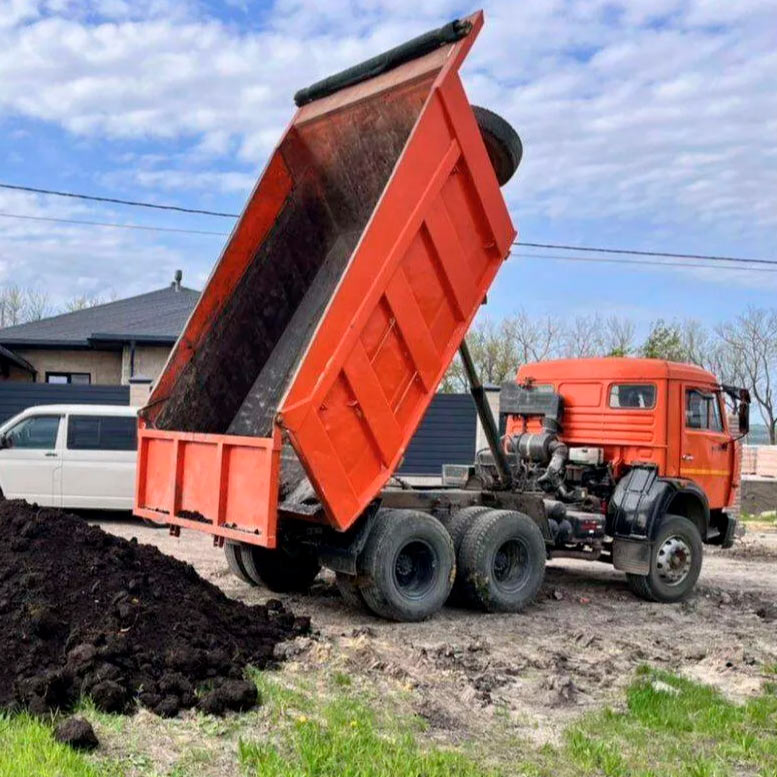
[627,515,703,603]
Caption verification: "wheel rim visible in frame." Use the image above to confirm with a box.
[491,538,530,594]
[656,535,692,585]
[392,540,437,600]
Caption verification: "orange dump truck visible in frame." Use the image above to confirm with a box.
[134,12,748,620]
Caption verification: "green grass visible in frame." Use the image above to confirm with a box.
[2,668,776,777]
[557,666,777,777]
[0,712,124,777]
[238,693,497,777]
[740,511,777,524]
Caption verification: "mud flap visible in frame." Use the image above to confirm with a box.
[612,538,651,575]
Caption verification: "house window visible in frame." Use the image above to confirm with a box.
[46,372,91,385]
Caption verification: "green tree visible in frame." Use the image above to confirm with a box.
[641,320,688,361]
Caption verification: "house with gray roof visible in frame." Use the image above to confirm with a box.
[0,272,199,393]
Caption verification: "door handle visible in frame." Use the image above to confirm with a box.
[45,452,58,458]
[682,454,694,461]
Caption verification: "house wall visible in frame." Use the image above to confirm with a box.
[11,348,123,384]
[120,344,173,384]
[3,364,34,382]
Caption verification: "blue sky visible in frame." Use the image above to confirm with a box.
[1,0,775,336]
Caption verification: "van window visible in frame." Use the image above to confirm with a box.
[686,390,723,431]
[5,415,60,449]
[67,415,137,451]
[609,384,656,409]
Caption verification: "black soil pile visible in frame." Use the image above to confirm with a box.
[0,500,310,717]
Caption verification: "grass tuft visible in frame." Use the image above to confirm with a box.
[0,712,124,777]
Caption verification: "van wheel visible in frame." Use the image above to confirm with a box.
[358,509,454,622]
[238,544,321,593]
[458,510,545,612]
[473,106,523,186]
[225,541,254,585]
[627,515,702,603]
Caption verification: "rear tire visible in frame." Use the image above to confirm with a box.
[225,541,254,585]
[626,515,702,603]
[441,505,491,603]
[358,509,455,622]
[473,105,523,186]
[238,544,321,593]
[458,510,545,612]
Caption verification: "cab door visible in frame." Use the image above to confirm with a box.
[680,386,731,509]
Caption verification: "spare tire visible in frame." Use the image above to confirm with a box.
[473,106,523,186]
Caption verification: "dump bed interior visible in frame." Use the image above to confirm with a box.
[136,11,516,545]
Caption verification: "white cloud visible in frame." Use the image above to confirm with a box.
[0,0,775,304]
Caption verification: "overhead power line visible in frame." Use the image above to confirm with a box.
[0,183,240,218]
[514,253,777,273]
[1,180,773,266]
[515,241,773,266]
[0,212,229,236]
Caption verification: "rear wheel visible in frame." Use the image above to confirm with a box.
[358,509,455,622]
[442,505,491,603]
[238,544,321,593]
[627,515,702,603]
[224,541,254,585]
[473,105,523,186]
[458,510,546,612]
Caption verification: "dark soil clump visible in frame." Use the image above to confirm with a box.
[0,500,309,717]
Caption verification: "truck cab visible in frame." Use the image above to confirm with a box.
[497,357,747,602]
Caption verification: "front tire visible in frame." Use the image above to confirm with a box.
[238,544,321,593]
[458,510,546,612]
[358,509,455,622]
[627,515,703,603]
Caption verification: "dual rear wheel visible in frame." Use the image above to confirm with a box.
[337,507,546,620]
[224,506,546,622]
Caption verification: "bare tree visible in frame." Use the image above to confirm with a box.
[715,308,777,443]
[64,294,105,312]
[23,289,50,321]
[604,315,636,356]
[562,314,605,357]
[0,286,51,327]
[439,311,563,392]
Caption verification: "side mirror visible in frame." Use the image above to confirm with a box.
[0,434,8,449]
[738,400,750,436]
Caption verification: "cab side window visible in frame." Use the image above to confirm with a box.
[686,390,723,431]
[609,383,656,409]
[4,415,61,449]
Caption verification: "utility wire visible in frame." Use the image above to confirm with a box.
[0,183,240,218]
[514,252,777,273]
[515,241,773,266]
[1,180,773,266]
[0,212,229,236]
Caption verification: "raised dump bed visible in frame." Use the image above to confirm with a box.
[135,11,516,549]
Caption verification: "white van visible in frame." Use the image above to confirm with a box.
[0,405,138,510]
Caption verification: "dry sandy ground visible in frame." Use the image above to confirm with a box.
[96,516,777,747]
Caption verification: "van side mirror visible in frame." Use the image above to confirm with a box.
[0,434,8,449]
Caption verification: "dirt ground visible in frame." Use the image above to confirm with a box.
[95,517,777,747]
